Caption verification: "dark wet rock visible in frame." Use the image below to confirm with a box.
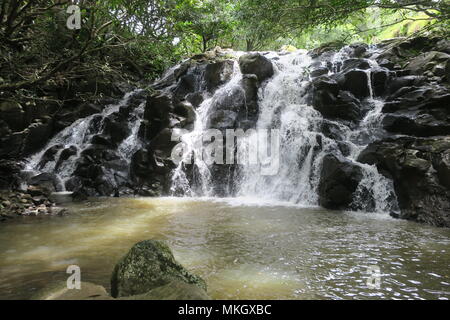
[342,58,371,71]
[150,128,179,160]
[318,154,363,210]
[0,100,25,131]
[211,85,246,117]
[144,93,177,140]
[385,86,428,107]
[312,76,339,95]
[358,137,450,227]
[38,144,63,169]
[172,73,197,100]
[309,41,345,58]
[240,74,259,121]
[102,114,131,146]
[382,86,450,137]
[336,69,371,98]
[91,134,114,147]
[27,185,51,197]
[405,51,450,76]
[0,129,26,158]
[55,146,78,170]
[78,103,102,118]
[375,36,441,67]
[371,68,392,97]
[321,120,346,142]
[0,160,21,190]
[239,53,274,82]
[22,117,54,155]
[186,92,204,108]
[378,59,395,70]
[386,76,427,97]
[310,67,329,78]
[174,101,196,127]
[65,176,82,192]
[398,36,438,52]
[204,60,235,91]
[435,150,450,189]
[382,114,450,137]
[111,240,207,298]
[66,142,132,197]
[130,148,166,195]
[28,173,62,194]
[312,85,362,122]
[349,43,369,58]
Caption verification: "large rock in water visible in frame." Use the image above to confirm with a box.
[358,137,450,227]
[318,154,364,210]
[239,53,274,82]
[110,240,207,298]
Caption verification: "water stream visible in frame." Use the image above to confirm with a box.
[0,198,448,300]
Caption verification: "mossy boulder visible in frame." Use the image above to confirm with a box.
[110,240,207,298]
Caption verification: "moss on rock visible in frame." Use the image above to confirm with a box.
[110,240,207,298]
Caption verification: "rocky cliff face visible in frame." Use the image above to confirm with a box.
[358,37,450,227]
[1,36,449,227]
[311,37,450,227]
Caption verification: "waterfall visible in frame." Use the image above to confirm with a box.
[23,44,398,213]
[24,90,145,191]
[170,47,398,213]
[237,51,326,205]
[170,61,244,197]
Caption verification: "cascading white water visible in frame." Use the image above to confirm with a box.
[170,61,244,196]
[237,51,329,205]
[23,45,398,213]
[118,102,145,161]
[24,90,144,190]
[170,47,398,212]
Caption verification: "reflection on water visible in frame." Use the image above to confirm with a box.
[0,197,449,300]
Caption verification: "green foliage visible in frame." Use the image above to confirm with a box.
[173,0,236,52]
[236,0,448,49]
[0,0,448,96]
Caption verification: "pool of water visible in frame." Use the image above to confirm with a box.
[0,197,449,300]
